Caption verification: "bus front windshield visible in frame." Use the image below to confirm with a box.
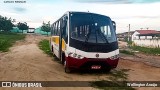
[70,13,117,44]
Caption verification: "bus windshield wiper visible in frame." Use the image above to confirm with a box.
[96,28,109,44]
[84,32,90,43]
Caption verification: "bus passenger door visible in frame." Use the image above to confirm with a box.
[59,19,63,61]
[59,17,68,64]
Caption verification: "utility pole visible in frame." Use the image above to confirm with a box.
[128,24,130,41]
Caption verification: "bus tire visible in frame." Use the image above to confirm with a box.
[106,68,111,72]
[65,67,71,73]
[64,61,71,73]
[52,46,55,56]
[49,39,52,50]
[61,53,65,64]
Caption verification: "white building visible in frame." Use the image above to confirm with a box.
[27,28,35,33]
[132,30,160,48]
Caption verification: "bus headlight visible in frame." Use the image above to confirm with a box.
[73,53,77,57]
[77,55,84,59]
[110,54,119,60]
[68,52,84,59]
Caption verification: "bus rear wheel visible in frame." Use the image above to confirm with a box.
[51,46,55,56]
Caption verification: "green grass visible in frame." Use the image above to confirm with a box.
[38,39,52,56]
[131,46,160,55]
[120,50,134,55]
[0,32,26,52]
[90,69,135,90]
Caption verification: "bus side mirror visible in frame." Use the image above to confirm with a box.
[112,21,116,31]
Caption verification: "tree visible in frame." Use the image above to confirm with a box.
[41,21,50,36]
[0,15,14,32]
[17,22,29,33]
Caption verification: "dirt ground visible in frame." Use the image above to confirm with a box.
[0,34,160,90]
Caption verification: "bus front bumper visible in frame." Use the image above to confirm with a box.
[65,56,119,70]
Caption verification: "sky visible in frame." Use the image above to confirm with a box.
[0,0,160,33]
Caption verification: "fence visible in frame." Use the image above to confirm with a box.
[133,39,160,48]
[34,27,51,35]
[10,27,27,33]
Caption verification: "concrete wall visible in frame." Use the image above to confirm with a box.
[132,31,153,41]
[133,39,160,48]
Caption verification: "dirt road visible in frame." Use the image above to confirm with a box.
[0,34,160,90]
[119,41,160,68]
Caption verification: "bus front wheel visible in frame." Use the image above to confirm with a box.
[61,53,65,64]
[64,61,71,73]
[105,68,111,72]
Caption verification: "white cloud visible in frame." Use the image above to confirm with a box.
[0,11,20,16]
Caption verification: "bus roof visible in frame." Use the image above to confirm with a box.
[65,11,110,18]
[52,11,110,25]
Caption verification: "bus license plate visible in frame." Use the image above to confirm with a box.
[91,65,101,69]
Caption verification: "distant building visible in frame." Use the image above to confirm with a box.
[132,30,160,41]
[132,30,160,48]
[117,31,135,41]
[27,28,35,33]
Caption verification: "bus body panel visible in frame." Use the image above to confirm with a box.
[51,36,67,58]
[64,46,119,70]
[65,56,119,70]
[67,46,119,58]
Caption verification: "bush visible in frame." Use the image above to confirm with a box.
[120,50,134,55]
[0,33,25,52]
[38,39,52,56]
[131,46,160,55]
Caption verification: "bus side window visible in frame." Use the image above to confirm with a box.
[56,22,59,35]
[58,21,61,35]
[51,25,54,35]
[62,18,68,43]
[53,24,56,35]
[55,22,58,35]
[52,24,54,35]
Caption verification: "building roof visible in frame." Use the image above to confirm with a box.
[117,31,135,35]
[136,30,159,34]
[136,30,160,36]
